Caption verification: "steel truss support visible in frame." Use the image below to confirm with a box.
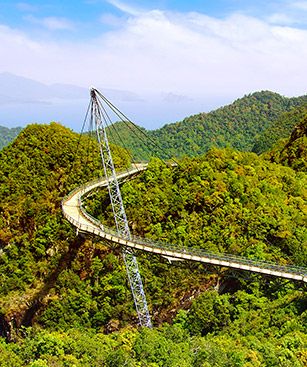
[90,88,152,328]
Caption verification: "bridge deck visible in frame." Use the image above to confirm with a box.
[62,166,307,283]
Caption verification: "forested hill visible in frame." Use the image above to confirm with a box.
[265,112,307,171]
[0,123,130,332]
[252,105,307,154]
[0,122,306,365]
[0,125,22,150]
[108,91,307,160]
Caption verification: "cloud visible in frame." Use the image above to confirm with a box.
[267,1,307,27]
[106,0,143,16]
[291,1,307,11]
[267,13,297,26]
[25,15,75,31]
[96,10,307,96]
[0,6,306,128]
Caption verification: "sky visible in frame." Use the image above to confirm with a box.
[0,0,307,130]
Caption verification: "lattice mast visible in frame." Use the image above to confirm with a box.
[90,88,152,328]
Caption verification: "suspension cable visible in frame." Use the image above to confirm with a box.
[92,88,180,167]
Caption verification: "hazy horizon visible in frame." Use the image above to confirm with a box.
[1,1,307,130]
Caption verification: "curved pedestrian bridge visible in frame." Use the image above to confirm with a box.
[62,165,307,283]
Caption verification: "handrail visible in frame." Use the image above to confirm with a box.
[62,166,307,283]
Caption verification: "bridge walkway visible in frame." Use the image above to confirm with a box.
[62,166,307,283]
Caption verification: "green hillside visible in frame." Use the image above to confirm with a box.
[0,125,22,150]
[252,105,307,154]
[108,91,307,160]
[0,123,130,331]
[265,112,307,172]
[0,122,306,366]
[109,151,306,265]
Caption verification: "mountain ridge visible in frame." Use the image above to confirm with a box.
[0,72,142,104]
[108,90,307,160]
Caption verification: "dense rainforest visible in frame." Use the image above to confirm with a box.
[264,113,307,172]
[107,91,307,160]
[252,105,307,154]
[0,106,306,366]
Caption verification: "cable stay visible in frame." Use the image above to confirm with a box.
[89,88,179,166]
[88,88,152,328]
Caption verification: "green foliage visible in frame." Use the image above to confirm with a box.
[264,113,307,172]
[110,150,307,266]
[79,144,306,366]
[0,118,306,367]
[107,121,153,161]
[252,105,307,154]
[0,338,23,366]
[108,91,307,160]
[187,290,233,335]
[133,326,192,366]
[38,253,132,330]
[0,289,306,367]
[0,122,131,331]
[0,121,212,334]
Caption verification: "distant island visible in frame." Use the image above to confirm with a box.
[0,125,22,150]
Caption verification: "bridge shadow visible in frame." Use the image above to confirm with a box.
[20,235,86,328]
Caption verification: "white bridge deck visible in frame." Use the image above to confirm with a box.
[62,165,307,283]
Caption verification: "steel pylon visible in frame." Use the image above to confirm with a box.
[90,88,152,328]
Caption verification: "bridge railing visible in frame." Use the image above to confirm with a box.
[61,164,147,204]
[113,230,307,276]
[66,198,307,278]
[62,166,307,281]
